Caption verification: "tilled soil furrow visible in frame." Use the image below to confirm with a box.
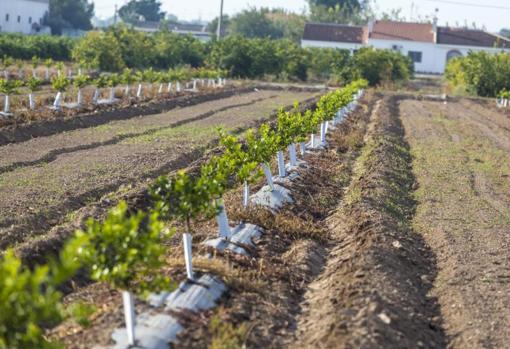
[400,98,510,348]
[287,95,446,348]
[0,95,277,175]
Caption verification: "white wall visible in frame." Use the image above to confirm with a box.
[301,39,366,53]
[369,39,440,74]
[0,0,49,34]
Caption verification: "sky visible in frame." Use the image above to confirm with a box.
[92,0,510,32]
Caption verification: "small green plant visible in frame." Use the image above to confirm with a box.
[208,312,248,349]
[50,75,70,93]
[73,74,90,89]
[66,302,97,328]
[77,201,172,293]
[26,77,42,92]
[0,250,65,349]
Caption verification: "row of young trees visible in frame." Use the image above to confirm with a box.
[445,51,510,98]
[0,80,367,348]
[0,67,224,115]
[1,26,413,84]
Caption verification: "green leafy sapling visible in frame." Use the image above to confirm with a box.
[75,201,173,346]
[120,68,135,97]
[246,124,278,190]
[219,129,261,207]
[26,77,42,110]
[150,170,219,279]
[107,73,120,102]
[0,250,65,349]
[0,78,23,114]
[43,58,53,80]
[92,75,108,104]
[50,75,70,111]
[73,74,90,106]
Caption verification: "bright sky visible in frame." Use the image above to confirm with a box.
[92,0,509,32]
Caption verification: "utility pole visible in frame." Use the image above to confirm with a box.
[216,0,224,39]
[114,4,118,25]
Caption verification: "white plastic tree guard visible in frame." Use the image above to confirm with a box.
[166,82,172,93]
[277,151,286,178]
[121,290,136,346]
[176,81,181,92]
[203,223,262,256]
[28,93,35,110]
[300,142,306,156]
[215,199,232,239]
[319,122,327,144]
[183,233,194,280]
[243,181,250,207]
[77,89,83,106]
[93,89,100,105]
[158,83,164,94]
[262,163,275,191]
[124,85,131,96]
[136,84,143,99]
[250,183,293,212]
[288,144,298,167]
[53,92,63,111]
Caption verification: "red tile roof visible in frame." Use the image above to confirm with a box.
[437,27,510,48]
[370,21,435,43]
[303,23,368,44]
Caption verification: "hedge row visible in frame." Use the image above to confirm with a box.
[1,26,412,85]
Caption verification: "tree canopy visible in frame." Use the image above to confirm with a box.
[44,0,94,35]
[118,0,166,24]
[229,8,283,39]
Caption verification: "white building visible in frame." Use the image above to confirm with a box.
[302,20,510,74]
[0,0,50,34]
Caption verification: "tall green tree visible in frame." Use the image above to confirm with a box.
[118,0,166,24]
[44,0,94,35]
[308,0,372,24]
[229,8,283,39]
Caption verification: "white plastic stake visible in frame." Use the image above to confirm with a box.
[124,85,130,96]
[158,83,163,94]
[325,121,329,134]
[28,93,35,110]
[320,122,326,144]
[243,181,249,207]
[167,82,172,93]
[216,199,231,239]
[289,144,297,167]
[300,142,306,156]
[310,134,316,148]
[4,95,10,113]
[53,92,62,110]
[109,87,115,102]
[77,89,83,106]
[262,163,275,191]
[183,233,194,280]
[192,79,197,91]
[45,68,49,80]
[136,84,142,98]
[277,151,286,178]
[122,290,136,346]
[176,81,181,92]
[92,89,99,104]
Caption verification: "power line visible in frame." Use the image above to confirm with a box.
[424,0,510,10]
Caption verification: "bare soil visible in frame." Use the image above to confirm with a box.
[0,88,319,258]
[400,97,510,348]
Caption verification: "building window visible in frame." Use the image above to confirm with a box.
[29,17,32,24]
[408,51,423,63]
[17,15,21,23]
[5,14,9,22]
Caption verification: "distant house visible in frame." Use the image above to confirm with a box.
[302,20,510,74]
[132,21,212,42]
[0,0,50,34]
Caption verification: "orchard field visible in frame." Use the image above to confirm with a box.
[1,37,510,349]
